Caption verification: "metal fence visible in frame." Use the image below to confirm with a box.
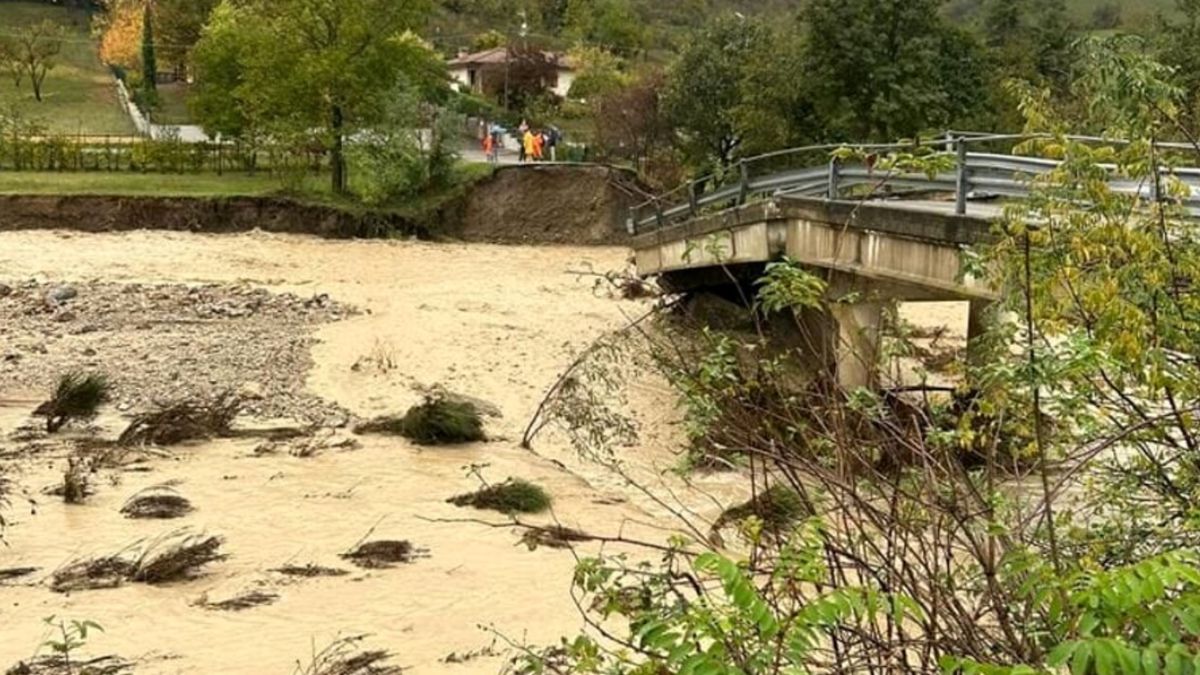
[628,132,1200,234]
[0,133,329,174]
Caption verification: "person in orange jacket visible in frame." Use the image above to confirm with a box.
[531,129,544,161]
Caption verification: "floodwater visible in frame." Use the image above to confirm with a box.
[0,230,743,674]
[0,230,967,673]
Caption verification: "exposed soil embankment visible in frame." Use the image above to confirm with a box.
[444,164,643,245]
[0,165,643,245]
[0,194,423,239]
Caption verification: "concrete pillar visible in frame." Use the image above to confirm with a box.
[829,301,884,390]
[966,299,994,369]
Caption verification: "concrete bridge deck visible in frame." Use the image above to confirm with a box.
[633,195,1002,388]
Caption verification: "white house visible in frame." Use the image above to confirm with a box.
[448,47,576,99]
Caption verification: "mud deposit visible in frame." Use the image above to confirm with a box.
[1,280,352,423]
[0,230,697,674]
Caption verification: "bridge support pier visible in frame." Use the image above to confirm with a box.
[829,301,884,390]
[966,299,996,369]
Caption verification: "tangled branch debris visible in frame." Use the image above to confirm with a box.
[200,589,280,611]
[0,567,39,583]
[120,486,194,519]
[293,635,404,675]
[118,393,242,446]
[5,655,132,675]
[519,525,592,551]
[50,530,226,592]
[340,541,426,569]
[273,563,349,578]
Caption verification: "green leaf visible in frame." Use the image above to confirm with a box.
[1049,642,1079,668]
[1143,648,1161,675]
[1072,641,1094,675]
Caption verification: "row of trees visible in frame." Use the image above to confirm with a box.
[580,0,1200,185]
[585,0,1069,181]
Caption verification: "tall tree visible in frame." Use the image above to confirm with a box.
[155,0,219,74]
[141,3,157,97]
[562,0,644,55]
[801,0,988,140]
[1,20,63,102]
[99,0,142,71]
[191,0,435,194]
[662,15,769,171]
[1158,0,1200,135]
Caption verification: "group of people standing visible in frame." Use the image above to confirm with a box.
[519,120,559,163]
[480,119,560,164]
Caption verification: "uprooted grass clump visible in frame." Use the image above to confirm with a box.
[118,393,242,446]
[294,636,404,675]
[340,540,425,569]
[355,395,485,445]
[50,530,225,593]
[447,479,551,514]
[34,372,112,433]
[120,486,194,519]
[711,484,809,542]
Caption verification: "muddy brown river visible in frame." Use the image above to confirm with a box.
[0,230,756,674]
[0,230,966,673]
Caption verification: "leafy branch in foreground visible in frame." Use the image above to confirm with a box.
[502,37,1200,675]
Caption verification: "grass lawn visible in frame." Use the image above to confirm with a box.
[0,171,302,197]
[0,163,496,207]
[0,2,134,135]
[153,82,193,125]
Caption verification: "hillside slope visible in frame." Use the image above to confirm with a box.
[0,2,133,135]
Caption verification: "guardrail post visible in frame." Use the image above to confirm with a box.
[654,197,664,230]
[827,157,840,200]
[955,138,969,216]
[738,160,750,205]
[626,208,637,235]
[689,181,699,215]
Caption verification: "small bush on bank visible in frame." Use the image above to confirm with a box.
[355,395,485,446]
[35,372,111,433]
[448,479,551,514]
[713,484,808,538]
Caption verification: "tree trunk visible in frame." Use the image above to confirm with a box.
[331,105,346,195]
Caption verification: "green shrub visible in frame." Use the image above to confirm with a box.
[355,395,485,445]
[448,479,551,514]
[34,372,112,433]
[713,484,807,536]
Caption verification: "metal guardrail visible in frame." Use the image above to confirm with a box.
[628,132,1200,234]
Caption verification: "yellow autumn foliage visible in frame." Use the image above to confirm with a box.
[99,0,144,70]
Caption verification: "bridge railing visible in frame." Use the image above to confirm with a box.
[627,132,1200,235]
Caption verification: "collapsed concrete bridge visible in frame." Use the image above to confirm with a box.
[632,195,998,389]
